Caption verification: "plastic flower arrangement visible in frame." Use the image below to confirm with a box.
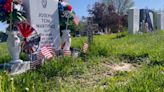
[58,0,76,30]
[0,0,25,26]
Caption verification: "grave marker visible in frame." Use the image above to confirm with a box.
[157,12,164,30]
[128,9,140,34]
[22,0,60,50]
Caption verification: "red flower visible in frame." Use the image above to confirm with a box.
[3,0,13,13]
[67,5,72,11]
[17,22,34,38]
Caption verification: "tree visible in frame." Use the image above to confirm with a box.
[88,2,107,32]
[88,2,124,33]
[102,0,134,15]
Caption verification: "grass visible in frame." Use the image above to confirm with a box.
[0,31,164,92]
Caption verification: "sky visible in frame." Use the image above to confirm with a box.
[1,0,164,31]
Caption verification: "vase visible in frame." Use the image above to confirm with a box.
[61,29,71,56]
[7,30,23,64]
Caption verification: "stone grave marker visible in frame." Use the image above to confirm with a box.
[128,9,140,34]
[157,12,164,30]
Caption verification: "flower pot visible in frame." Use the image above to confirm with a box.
[61,29,71,51]
[61,29,71,56]
[7,31,23,64]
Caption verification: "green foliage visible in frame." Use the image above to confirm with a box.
[80,31,164,65]
[38,57,88,78]
[104,65,164,92]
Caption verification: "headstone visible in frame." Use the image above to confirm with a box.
[22,0,60,50]
[149,12,154,28]
[157,12,164,30]
[128,9,140,34]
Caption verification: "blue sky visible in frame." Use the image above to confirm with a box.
[69,0,164,17]
[134,0,164,9]
[1,0,164,31]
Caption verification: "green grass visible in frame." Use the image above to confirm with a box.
[0,31,164,92]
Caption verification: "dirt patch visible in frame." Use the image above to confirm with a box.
[102,62,137,72]
[61,62,138,88]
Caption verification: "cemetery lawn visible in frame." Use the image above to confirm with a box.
[0,31,164,92]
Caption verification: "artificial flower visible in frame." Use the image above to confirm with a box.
[17,22,34,38]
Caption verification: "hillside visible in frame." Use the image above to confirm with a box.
[0,31,164,92]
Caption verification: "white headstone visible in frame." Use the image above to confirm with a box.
[128,9,140,34]
[149,12,154,28]
[157,12,164,30]
[22,0,60,50]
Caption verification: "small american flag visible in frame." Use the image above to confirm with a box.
[82,43,88,53]
[30,59,41,69]
[40,46,54,59]
[73,16,80,26]
[63,50,71,56]
[30,46,55,68]
[30,52,44,68]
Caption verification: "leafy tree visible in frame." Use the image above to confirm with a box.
[88,2,125,33]
[88,2,107,32]
[102,0,134,15]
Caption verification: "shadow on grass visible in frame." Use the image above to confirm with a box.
[119,53,149,64]
[112,34,127,39]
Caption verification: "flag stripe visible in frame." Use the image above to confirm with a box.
[73,16,79,25]
[41,47,53,59]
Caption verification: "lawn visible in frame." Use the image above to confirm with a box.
[0,31,164,92]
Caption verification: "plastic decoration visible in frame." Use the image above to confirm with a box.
[3,0,12,13]
[66,5,72,11]
[17,22,41,54]
[0,0,25,24]
[58,1,79,30]
[0,0,6,4]
[17,22,34,38]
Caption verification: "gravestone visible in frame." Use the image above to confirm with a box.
[157,12,164,30]
[149,12,154,29]
[22,0,60,50]
[128,9,140,34]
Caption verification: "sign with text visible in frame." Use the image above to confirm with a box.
[22,0,60,50]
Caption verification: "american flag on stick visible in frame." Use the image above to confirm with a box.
[30,52,44,69]
[40,46,54,59]
[30,46,55,68]
[63,50,71,56]
[82,43,89,53]
[73,16,80,26]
